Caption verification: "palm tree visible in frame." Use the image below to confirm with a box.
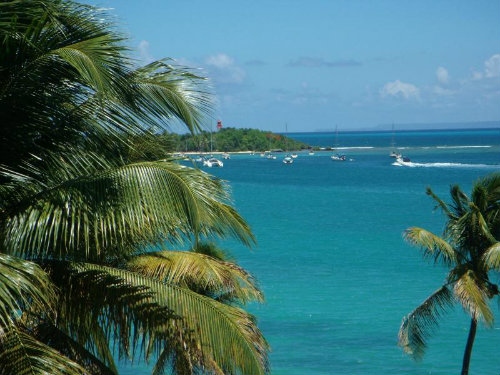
[398,174,500,375]
[0,1,269,374]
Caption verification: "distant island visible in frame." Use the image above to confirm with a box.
[172,127,310,152]
[313,120,500,133]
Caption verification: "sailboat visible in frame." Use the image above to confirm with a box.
[389,124,401,158]
[283,123,293,164]
[203,121,223,167]
[331,125,347,161]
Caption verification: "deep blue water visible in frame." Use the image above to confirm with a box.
[119,128,500,374]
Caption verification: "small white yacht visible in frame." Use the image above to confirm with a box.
[222,153,230,160]
[308,150,315,155]
[283,155,293,164]
[331,154,347,162]
[203,157,224,168]
[291,153,298,159]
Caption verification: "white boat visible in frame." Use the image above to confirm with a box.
[266,153,276,160]
[393,155,411,166]
[389,124,401,158]
[222,153,230,159]
[282,123,294,164]
[308,150,315,155]
[331,126,348,161]
[291,153,298,158]
[203,157,224,167]
[331,154,347,161]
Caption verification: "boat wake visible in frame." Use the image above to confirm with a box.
[393,161,499,169]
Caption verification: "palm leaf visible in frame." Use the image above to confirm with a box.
[398,286,454,360]
[0,254,54,330]
[453,270,493,325]
[404,227,459,266]
[33,323,117,375]
[130,59,213,133]
[1,161,254,260]
[59,262,269,375]
[426,187,455,219]
[0,326,84,375]
[483,242,500,270]
[127,250,264,304]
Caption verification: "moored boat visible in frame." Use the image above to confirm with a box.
[203,157,224,167]
[283,155,293,164]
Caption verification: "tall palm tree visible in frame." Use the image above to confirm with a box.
[0,1,269,374]
[398,174,500,375]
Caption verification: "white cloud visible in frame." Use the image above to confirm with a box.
[380,80,420,100]
[471,54,500,80]
[436,66,449,84]
[205,53,234,69]
[433,85,455,96]
[204,53,246,84]
[138,40,154,64]
[484,54,500,78]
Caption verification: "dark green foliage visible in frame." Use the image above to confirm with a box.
[173,127,309,152]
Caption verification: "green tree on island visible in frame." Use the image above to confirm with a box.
[0,1,268,375]
[398,174,500,375]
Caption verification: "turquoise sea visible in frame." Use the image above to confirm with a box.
[120,128,500,374]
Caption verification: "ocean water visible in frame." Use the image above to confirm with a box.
[119,128,500,374]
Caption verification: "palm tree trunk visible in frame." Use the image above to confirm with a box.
[461,317,477,375]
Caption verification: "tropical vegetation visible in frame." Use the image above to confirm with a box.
[174,128,309,153]
[0,1,268,375]
[398,173,500,375]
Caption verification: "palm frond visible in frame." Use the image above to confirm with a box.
[426,187,455,219]
[130,59,213,133]
[404,227,459,266]
[453,270,493,325]
[127,250,263,304]
[0,326,84,375]
[2,161,254,261]
[0,254,54,330]
[59,262,269,375]
[398,286,454,360]
[33,323,117,375]
[483,242,500,270]
[449,184,470,217]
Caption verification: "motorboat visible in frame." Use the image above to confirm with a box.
[222,153,230,160]
[308,150,315,155]
[291,153,298,158]
[393,155,411,166]
[266,153,276,160]
[203,157,224,167]
[331,153,347,161]
[283,155,293,164]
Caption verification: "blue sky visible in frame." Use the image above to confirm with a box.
[92,0,499,132]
